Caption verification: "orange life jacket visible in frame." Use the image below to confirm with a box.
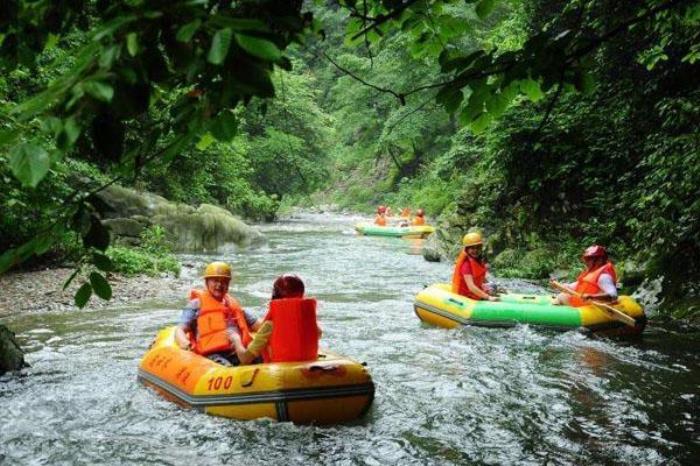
[412,216,425,226]
[189,289,252,355]
[569,262,617,307]
[451,251,487,299]
[374,214,387,226]
[262,298,318,363]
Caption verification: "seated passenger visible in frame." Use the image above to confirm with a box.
[261,274,321,363]
[412,209,426,226]
[174,261,271,366]
[374,205,387,226]
[399,207,412,218]
[452,233,498,302]
[552,245,618,306]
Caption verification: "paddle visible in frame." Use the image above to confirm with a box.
[550,280,636,327]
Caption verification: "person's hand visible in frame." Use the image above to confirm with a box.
[179,340,191,351]
[488,296,499,302]
[581,293,590,300]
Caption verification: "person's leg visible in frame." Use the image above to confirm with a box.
[206,352,233,366]
[554,292,572,305]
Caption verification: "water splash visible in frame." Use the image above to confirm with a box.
[632,276,665,317]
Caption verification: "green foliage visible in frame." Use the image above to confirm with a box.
[107,226,180,277]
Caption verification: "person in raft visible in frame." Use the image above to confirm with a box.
[412,208,426,226]
[258,274,321,363]
[551,245,618,306]
[374,205,388,226]
[452,232,499,302]
[175,261,272,366]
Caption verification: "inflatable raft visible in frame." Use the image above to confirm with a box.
[414,284,646,336]
[138,327,374,424]
[355,222,435,238]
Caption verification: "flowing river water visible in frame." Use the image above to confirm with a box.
[1,213,698,465]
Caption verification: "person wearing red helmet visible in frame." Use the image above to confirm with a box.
[375,205,387,226]
[551,245,618,306]
[412,208,426,226]
[256,274,322,363]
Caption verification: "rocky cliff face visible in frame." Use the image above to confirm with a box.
[97,185,265,252]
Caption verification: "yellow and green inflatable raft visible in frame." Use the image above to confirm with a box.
[138,327,374,424]
[355,222,435,238]
[414,284,646,336]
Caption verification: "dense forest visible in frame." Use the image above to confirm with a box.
[1,0,698,316]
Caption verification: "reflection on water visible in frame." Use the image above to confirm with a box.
[1,212,698,465]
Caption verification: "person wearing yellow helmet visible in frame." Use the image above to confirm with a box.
[175,261,272,366]
[451,232,499,301]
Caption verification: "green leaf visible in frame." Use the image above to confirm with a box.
[99,44,120,68]
[126,33,139,56]
[435,86,464,113]
[235,33,282,61]
[196,132,216,150]
[470,113,492,133]
[93,252,114,272]
[63,268,81,291]
[208,28,233,65]
[176,19,202,42]
[60,117,81,149]
[90,272,112,300]
[519,79,544,102]
[84,216,110,251]
[84,81,114,102]
[0,249,17,274]
[75,283,93,308]
[210,111,238,141]
[0,129,21,148]
[475,0,497,19]
[10,143,51,187]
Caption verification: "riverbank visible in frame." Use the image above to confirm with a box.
[0,266,194,316]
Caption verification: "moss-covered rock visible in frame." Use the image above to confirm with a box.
[96,185,264,252]
[0,324,26,374]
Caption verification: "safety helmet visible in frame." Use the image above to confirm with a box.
[272,274,305,299]
[582,245,607,259]
[462,232,483,247]
[377,205,386,214]
[203,261,232,279]
[416,209,424,216]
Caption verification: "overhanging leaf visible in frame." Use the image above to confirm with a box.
[84,216,110,251]
[84,81,114,102]
[93,252,114,272]
[9,143,51,188]
[210,111,238,141]
[208,28,233,65]
[90,272,112,300]
[126,33,139,56]
[176,19,201,42]
[235,33,282,61]
[75,282,93,308]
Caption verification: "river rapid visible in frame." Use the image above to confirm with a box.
[1,213,698,465]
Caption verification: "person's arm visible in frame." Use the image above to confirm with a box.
[175,302,198,350]
[582,274,618,301]
[464,274,497,301]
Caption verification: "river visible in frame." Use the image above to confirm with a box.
[1,213,697,465]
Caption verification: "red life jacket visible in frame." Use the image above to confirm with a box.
[569,262,617,307]
[262,298,318,363]
[189,289,252,355]
[451,251,487,299]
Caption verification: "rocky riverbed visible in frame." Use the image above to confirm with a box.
[0,266,195,316]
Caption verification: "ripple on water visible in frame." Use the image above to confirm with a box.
[1,213,698,465]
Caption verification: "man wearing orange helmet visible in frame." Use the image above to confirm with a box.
[374,205,387,226]
[412,209,426,226]
[175,261,271,366]
[551,245,618,306]
[452,232,499,301]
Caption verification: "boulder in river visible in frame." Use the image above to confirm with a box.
[0,324,26,374]
[96,185,264,252]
